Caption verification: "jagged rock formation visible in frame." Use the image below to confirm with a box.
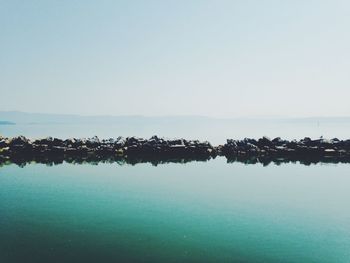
[221,136,350,166]
[0,135,216,166]
[1,135,350,166]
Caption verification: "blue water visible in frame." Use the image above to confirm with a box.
[1,121,350,262]
[1,159,350,262]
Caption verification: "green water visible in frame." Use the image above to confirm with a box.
[0,159,350,262]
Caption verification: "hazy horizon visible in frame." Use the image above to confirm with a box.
[1,110,350,120]
[1,1,350,118]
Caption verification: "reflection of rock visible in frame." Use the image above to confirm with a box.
[0,135,350,167]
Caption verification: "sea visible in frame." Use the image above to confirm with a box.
[0,120,350,262]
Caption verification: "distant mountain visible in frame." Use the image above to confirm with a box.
[0,120,15,125]
[0,111,349,125]
[0,111,213,125]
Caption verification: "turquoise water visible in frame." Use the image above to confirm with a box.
[1,159,350,262]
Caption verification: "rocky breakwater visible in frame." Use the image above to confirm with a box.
[0,135,216,165]
[221,136,350,165]
[1,135,350,166]
[123,136,216,161]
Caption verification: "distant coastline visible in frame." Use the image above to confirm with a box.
[0,121,15,125]
[1,110,350,125]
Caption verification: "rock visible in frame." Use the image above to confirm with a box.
[324,149,336,154]
[0,147,10,154]
[272,137,283,144]
[51,146,65,154]
[115,149,124,155]
[169,139,184,146]
[150,135,160,141]
[86,136,100,148]
[170,145,186,149]
[42,137,53,144]
[114,137,126,147]
[1,135,350,166]
[65,148,78,154]
[10,136,30,146]
[299,137,312,147]
[52,138,63,146]
[243,138,257,145]
[0,138,9,148]
[257,136,273,147]
[125,137,141,146]
[63,138,76,147]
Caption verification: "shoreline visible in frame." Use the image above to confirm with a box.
[1,135,350,166]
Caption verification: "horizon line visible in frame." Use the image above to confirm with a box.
[1,110,350,120]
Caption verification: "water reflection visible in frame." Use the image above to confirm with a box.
[1,154,350,168]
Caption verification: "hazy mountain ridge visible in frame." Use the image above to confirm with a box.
[0,120,15,125]
[1,111,350,125]
[0,111,214,125]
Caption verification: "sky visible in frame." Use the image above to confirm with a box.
[0,0,349,118]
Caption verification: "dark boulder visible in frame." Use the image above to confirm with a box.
[10,136,29,146]
[0,137,9,148]
[301,137,312,145]
[257,136,273,147]
[86,136,100,148]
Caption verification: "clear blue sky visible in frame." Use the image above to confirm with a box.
[1,0,349,117]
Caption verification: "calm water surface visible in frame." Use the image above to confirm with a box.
[0,159,350,263]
